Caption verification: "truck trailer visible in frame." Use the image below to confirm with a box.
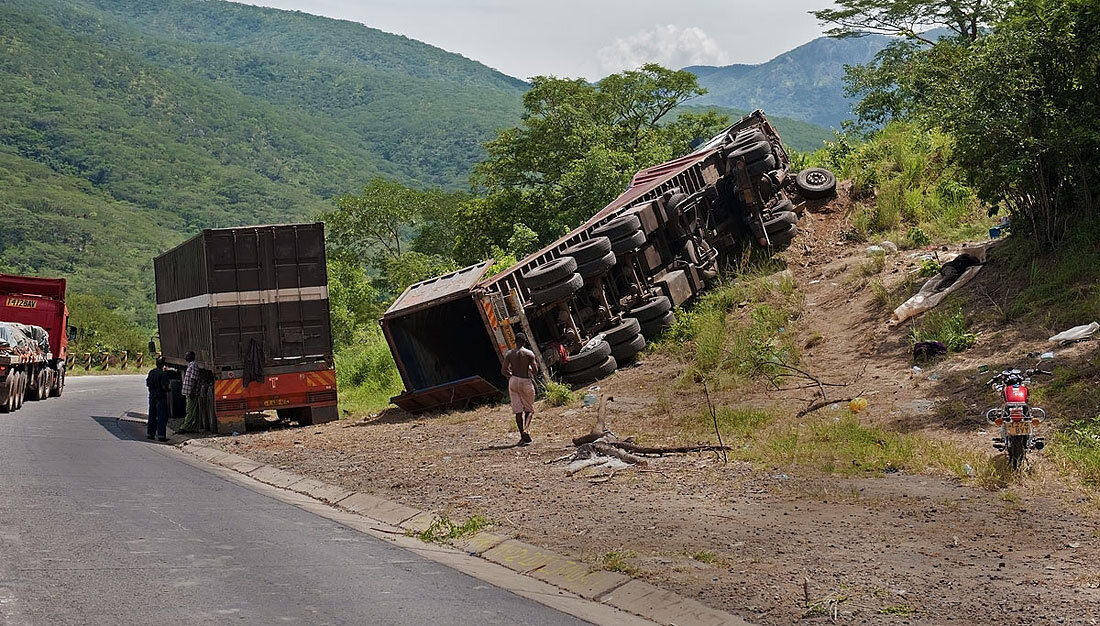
[381,110,837,413]
[0,273,70,412]
[153,223,338,433]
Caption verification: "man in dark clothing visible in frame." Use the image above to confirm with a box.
[146,357,171,442]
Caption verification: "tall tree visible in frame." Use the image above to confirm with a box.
[457,64,727,263]
[812,0,1004,43]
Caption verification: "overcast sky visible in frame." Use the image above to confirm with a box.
[233,0,833,80]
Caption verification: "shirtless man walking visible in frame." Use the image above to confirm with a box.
[502,333,538,445]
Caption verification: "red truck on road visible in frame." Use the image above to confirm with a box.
[0,273,70,412]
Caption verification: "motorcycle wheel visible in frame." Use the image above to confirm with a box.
[1007,435,1028,470]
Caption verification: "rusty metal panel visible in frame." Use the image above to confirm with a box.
[391,376,499,413]
[384,261,492,319]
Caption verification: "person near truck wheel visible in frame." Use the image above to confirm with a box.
[178,351,201,433]
[502,333,538,446]
[145,357,170,442]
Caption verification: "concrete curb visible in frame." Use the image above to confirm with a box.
[180,440,753,626]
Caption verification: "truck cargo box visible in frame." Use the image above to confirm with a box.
[154,223,333,373]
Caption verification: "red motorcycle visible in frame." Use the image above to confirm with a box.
[984,367,1051,469]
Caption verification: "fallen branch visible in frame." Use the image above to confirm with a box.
[607,441,732,456]
[591,442,648,467]
[796,393,864,419]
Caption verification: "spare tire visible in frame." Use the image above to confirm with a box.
[563,355,617,385]
[611,230,647,254]
[529,273,583,305]
[558,340,611,374]
[577,250,617,278]
[629,295,672,322]
[592,214,641,241]
[522,257,577,290]
[561,237,612,264]
[602,317,642,345]
[796,167,837,199]
[640,310,676,339]
[610,333,646,363]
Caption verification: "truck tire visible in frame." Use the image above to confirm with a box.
[732,129,765,147]
[764,210,799,233]
[611,230,647,254]
[746,154,777,176]
[610,333,646,364]
[629,295,672,323]
[0,371,13,413]
[563,355,617,385]
[577,250,617,278]
[561,237,612,264]
[50,367,65,398]
[523,257,577,290]
[766,222,798,247]
[529,273,583,306]
[768,192,795,216]
[602,317,642,345]
[14,373,25,410]
[728,140,770,164]
[666,192,689,214]
[559,340,612,374]
[796,167,837,199]
[592,214,641,241]
[641,310,676,338]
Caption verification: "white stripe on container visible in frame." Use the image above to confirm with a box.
[156,286,329,315]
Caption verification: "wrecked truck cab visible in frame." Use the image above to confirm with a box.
[382,110,835,413]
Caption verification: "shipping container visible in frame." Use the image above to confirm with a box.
[154,223,337,432]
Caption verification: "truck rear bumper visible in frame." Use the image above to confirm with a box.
[214,368,337,415]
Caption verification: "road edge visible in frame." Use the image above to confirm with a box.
[178,439,753,626]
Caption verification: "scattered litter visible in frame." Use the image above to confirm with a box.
[911,365,923,377]
[1049,322,1099,344]
[848,397,868,413]
[583,392,599,407]
[866,245,886,255]
[880,240,898,253]
[1041,351,1055,360]
[964,464,975,476]
[1068,542,1081,549]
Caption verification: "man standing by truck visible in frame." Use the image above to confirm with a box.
[146,357,170,442]
[501,333,538,445]
[179,351,201,433]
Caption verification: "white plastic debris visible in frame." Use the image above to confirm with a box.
[866,245,885,255]
[880,240,899,253]
[1048,322,1099,344]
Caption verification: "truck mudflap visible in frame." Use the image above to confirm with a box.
[390,376,499,413]
[213,368,337,414]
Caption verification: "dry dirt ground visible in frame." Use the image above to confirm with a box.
[210,191,1100,624]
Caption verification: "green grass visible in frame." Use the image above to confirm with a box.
[334,330,403,416]
[688,550,726,566]
[599,550,639,575]
[908,304,976,352]
[414,515,491,544]
[542,380,575,407]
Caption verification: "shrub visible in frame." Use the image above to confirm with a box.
[909,305,976,352]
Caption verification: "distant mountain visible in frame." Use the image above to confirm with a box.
[687,34,893,128]
[0,0,526,321]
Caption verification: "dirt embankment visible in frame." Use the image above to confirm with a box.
[213,189,1100,624]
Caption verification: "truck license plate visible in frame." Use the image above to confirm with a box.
[1006,422,1030,436]
[263,398,291,407]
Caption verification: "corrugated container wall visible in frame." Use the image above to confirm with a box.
[154,223,333,372]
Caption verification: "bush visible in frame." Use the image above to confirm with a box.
[334,329,404,415]
[67,293,151,356]
[908,305,976,352]
[542,380,574,407]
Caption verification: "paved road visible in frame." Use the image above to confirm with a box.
[0,375,589,625]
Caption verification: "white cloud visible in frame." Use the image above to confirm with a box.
[597,24,732,75]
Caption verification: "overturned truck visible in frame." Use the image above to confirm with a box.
[382,111,836,413]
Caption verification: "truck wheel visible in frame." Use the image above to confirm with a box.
[50,367,65,398]
[732,129,765,147]
[765,223,798,247]
[523,257,578,290]
[558,340,612,374]
[0,372,13,413]
[577,250,617,278]
[666,192,690,215]
[796,167,837,199]
[629,295,672,323]
[611,230,647,255]
[563,356,617,386]
[764,210,799,233]
[592,214,642,241]
[14,373,25,410]
[641,311,677,339]
[768,192,795,216]
[728,140,770,163]
[746,154,777,176]
[601,317,641,345]
[529,273,583,306]
[561,237,612,264]
[610,333,646,364]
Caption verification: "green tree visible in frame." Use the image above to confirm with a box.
[812,0,1003,42]
[457,64,728,263]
